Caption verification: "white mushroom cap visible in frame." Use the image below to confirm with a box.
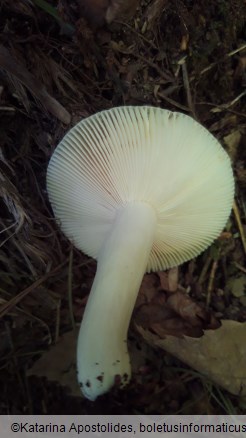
[47,106,234,400]
[47,106,234,270]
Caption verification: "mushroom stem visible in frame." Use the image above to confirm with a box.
[77,202,157,400]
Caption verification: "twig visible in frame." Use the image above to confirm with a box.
[0,298,52,344]
[32,0,74,35]
[233,200,246,254]
[199,42,246,76]
[206,259,219,308]
[54,297,61,343]
[196,101,246,119]
[234,262,246,275]
[198,255,212,285]
[157,91,189,111]
[68,246,76,330]
[133,53,174,82]
[116,20,157,50]
[5,321,26,397]
[24,365,34,414]
[0,106,15,112]
[210,90,246,112]
[180,56,196,117]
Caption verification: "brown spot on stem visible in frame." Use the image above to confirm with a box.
[96,374,104,382]
[114,374,122,386]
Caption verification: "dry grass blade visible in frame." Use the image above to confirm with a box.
[0,45,71,124]
[0,261,67,319]
[0,152,30,239]
[68,247,76,330]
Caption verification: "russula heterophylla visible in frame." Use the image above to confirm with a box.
[46,106,234,401]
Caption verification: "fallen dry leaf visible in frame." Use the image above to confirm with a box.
[27,329,80,397]
[137,320,246,396]
[166,291,208,326]
[27,327,156,396]
[151,318,205,338]
[135,286,219,339]
[158,267,179,292]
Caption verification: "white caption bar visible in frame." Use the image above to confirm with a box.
[1,415,245,438]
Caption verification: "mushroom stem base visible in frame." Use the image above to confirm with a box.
[77,202,157,400]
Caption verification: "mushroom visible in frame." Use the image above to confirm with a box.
[46,106,234,401]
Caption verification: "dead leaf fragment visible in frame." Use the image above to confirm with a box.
[223,130,242,161]
[137,320,246,396]
[226,275,246,298]
[166,291,207,326]
[158,267,178,292]
[136,279,219,340]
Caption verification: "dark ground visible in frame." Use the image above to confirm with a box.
[0,0,246,414]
